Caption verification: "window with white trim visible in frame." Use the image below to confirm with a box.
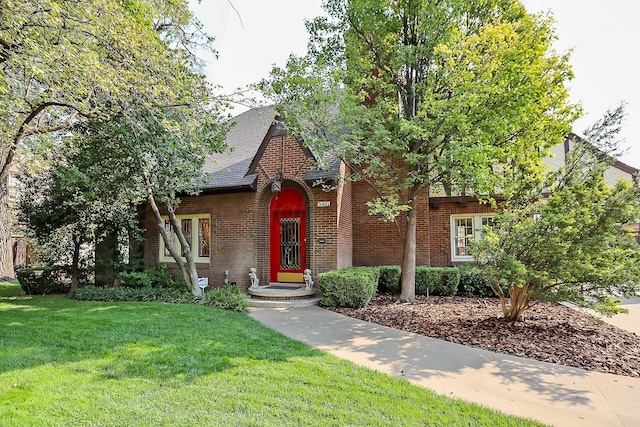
[451,214,494,261]
[160,214,211,263]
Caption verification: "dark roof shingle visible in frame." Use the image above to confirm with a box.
[201,106,341,190]
[202,106,276,189]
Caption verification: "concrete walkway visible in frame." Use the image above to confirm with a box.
[249,304,640,427]
[595,298,640,336]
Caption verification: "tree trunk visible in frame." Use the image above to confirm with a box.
[143,172,200,295]
[506,285,533,322]
[399,191,418,303]
[492,282,534,322]
[95,225,119,286]
[70,236,80,290]
[0,177,14,279]
[165,203,201,296]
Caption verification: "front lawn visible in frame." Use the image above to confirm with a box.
[0,282,545,426]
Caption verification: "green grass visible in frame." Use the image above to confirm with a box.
[0,282,546,426]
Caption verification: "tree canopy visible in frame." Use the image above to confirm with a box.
[1,0,220,277]
[61,105,228,294]
[263,0,579,302]
[1,0,214,178]
[472,106,640,321]
[17,136,136,289]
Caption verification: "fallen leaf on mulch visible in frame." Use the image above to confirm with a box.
[328,295,640,377]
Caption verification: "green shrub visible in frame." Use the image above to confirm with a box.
[415,267,460,296]
[17,266,70,295]
[117,265,176,289]
[69,283,248,313]
[201,284,249,313]
[378,265,401,293]
[319,267,379,308]
[457,266,494,297]
[69,285,185,302]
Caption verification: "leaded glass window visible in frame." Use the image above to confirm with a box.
[198,218,210,258]
[280,217,301,270]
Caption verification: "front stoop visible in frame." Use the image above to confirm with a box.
[247,282,321,307]
[247,296,322,308]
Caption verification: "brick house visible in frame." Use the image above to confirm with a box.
[139,106,639,290]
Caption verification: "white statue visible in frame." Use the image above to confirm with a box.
[303,269,314,290]
[249,268,259,289]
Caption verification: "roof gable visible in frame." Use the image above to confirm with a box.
[202,107,341,191]
[201,106,276,190]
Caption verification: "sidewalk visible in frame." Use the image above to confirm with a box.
[250,305,640,427]
[598,298,640,335]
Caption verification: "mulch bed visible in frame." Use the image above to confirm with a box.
[328,294,640,377]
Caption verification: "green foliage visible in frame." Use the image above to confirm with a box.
[319,267,379,308]
[69,285,184,302]
[263,0,578,302]
[69,283,249,313]
[415,267,460,296]
[1,0,215,155]
[378,265,402,293]
[66,104,228,295]
[201,284,249,313]
[16,266,90,295]
[456,266,495,298]
[1,0,227,279]
[17,138,137,286]
[591,296,630,317]
[471,111,640,320]
[117,265,177,289]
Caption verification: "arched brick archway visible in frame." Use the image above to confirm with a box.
[255,178,313,285]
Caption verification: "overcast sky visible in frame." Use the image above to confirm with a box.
[191,0,639,167]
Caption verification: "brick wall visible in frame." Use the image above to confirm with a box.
[255,133,314,189]
[142,191,257,289]
[336,165,353,269]
[142,132,349,288]
[428,198,495,266]
[351,181,431,266]
[351,182,494,267]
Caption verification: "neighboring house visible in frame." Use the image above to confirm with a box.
[139,106,639,290]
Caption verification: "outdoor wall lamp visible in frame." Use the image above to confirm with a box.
[271,170,282,196]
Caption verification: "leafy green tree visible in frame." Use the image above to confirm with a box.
[263,0,578,302]
[0,0,214,277]
[472,106,640,322]
[17,143,135,289]
[67,105,228,295]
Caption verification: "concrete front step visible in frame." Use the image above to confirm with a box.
[246,282,321,308]
[247,296,322,308]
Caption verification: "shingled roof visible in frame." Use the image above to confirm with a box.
[201,106,341,192]
[201,106,275,191]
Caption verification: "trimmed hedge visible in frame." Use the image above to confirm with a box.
[378,265,401,293]
[319,267,379,308]
[415,267,460,296]
[69,284,249,313]
[456,266,494,297]
[16,265,90,295]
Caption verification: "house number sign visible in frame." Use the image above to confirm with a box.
[317,201,330,207]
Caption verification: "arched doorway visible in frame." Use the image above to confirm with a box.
[270,187,307,283]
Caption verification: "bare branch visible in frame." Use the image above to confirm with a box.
[226,0,245,29]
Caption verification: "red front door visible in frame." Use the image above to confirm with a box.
[270,188,306,283]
